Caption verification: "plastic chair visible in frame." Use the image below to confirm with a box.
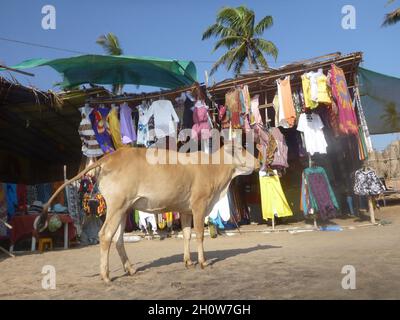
[38,238,53,252]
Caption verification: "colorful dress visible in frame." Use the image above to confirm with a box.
[328,64,358,135]
[107,106,124,149]
[89,106,115,154]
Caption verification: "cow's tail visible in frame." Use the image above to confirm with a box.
[36,157,108,231]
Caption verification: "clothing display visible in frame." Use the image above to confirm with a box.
[119,102,137,144]
[78,105,104,158]
[209,194,231,222]
[107,105,124,149]
[305,69,331,105]
[192,101,211,141]
[259,174,293,220]
[146,99,180,139]
[276,77,296,128]
[138,211,157,233]
[328,64,358,135]
[353,168,385,196]
[250,94,263,126]
[270,127,289,168]
[225,89,241,129]
[89,106,115,154]
[301,74,319,109]
[6,184,17,217]
[301,166,339,220]
[137,103,151,146]
[296,113,327,155]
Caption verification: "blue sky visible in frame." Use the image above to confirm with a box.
[0,0,399,150]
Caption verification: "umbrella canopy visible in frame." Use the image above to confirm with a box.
[3,54,198,89]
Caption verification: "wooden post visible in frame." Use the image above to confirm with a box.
[313,216,317,229]
[272,216,275,231]
[368,196,376,224]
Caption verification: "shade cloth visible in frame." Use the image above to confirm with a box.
[358,67,400,135]
[4,54,198,89]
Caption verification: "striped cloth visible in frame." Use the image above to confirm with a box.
[78,105,104,158]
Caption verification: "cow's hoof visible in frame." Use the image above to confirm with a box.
[126,266,137,276]
[185,260,195,269]
[101,272,111,283]
[200,261,209,269]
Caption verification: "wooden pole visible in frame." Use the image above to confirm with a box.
[272,215,275,230]
[368,196,376,224]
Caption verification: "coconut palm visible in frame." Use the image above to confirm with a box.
[96,32,124,94]
[202,6,278,76]
[382,0,400,26]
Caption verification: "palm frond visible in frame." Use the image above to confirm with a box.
[253,38,278,60]
[96,32,123,56]
[254,16,274,35]
[213,36,244,52]
[382,8,400,26]
[252,45,269,70]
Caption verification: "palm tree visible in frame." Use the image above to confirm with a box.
[202,6,278,76]
[382,0,400,26]
[96,32,124,95]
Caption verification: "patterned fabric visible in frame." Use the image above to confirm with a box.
[270,127,289,168]
[6,184,17,218]
[301,166,339,220]
[328,64,359,135]
[107,106,124,149]
[89,106,115,154]
[26,185,38,206]
[225,89,241,129]
[78,105,104,158]
[353,168,385,196]
[192,103,211,140]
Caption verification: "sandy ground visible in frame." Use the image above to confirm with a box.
[0,205,399,300]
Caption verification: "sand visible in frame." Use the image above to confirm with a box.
[1,206,399,300]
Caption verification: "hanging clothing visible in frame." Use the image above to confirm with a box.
[16,184,27,212]
[276,77,296,128]
[209,193,231,222]
[328,64,358,135]
[192,101,211,141]
[255,125,277,169]
[138,211,157,232]
[107,105,124,149]
[89,106,115,154]
[301,74,319,109]
[183,96,195,129]
[78,105,104,158]
[259,174,293,220]
[270,127,289,168]
[353,168,385,196]
[52,181,65,206]
[26,185,38,206]
[225,89,241,129]
[296,113,327,155]
[137,103,150,146]
[301,167,339,220]
[146,99,179,139]
[119,103,137,144]
[250,94,263,126]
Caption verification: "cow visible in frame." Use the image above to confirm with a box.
[37,143,260,283]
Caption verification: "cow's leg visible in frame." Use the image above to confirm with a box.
[180,213,194,268]
[114,212,136,276]
[99,204,126,283]
[192,206,208,269]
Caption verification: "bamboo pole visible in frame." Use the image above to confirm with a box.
[368,196,376,224]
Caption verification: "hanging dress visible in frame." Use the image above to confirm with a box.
[78,105,104,158]
[89,106,115,154]
[107,105,124,149]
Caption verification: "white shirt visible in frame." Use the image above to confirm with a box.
[146,100,180,138]
[296,113,327,155]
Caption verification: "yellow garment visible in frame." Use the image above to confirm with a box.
[301,75,318,109]
[259,175,293,220]
[316,74,331,104]
[107,107,124,149]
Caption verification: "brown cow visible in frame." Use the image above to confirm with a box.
[37,144,259,282]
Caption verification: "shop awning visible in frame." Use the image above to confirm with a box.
[3,54,198,89]
[358,67,400,135]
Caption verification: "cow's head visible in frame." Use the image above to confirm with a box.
[222,142,260,176]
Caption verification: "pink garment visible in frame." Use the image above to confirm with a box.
[251,95,263,126]
[192,104,211,140]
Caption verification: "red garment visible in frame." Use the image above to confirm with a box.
[9,214,76,245]
[16,184,27,212]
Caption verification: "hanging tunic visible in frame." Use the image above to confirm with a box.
[225,89,241,129]
[276,77,296,128]
[301,74,319,109]
[89,106,115,154]
[328,64,358,135]
[259,174,293,220]
[78,105,104,158]
[119,103,137,144]
[192,101,211,141]
[270,127,289,168]
[137,104,150,146]
[107,106,124,149]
